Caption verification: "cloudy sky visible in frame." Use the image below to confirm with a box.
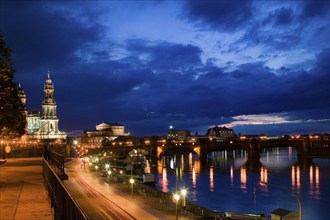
[0,0,329,137]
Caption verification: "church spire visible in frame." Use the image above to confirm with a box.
[43,69,55,105]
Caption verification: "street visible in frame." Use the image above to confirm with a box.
[63,160,177,220]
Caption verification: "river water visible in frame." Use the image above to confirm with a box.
[155,147,330,220]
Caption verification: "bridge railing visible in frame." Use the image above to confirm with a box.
[43,158,90,220]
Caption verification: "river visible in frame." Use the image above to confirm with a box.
[155,147,330,219]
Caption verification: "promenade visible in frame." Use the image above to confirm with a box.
[0,158,53,220]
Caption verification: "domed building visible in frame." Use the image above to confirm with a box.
[78,122,130,147]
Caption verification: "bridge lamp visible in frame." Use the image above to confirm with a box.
[105,164,110,169]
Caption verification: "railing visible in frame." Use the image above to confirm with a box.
[45,150,68,180]
[43,158,90,220]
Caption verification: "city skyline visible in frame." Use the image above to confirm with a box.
[0,0,329,137]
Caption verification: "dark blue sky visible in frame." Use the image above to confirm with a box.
[0,0,329,137]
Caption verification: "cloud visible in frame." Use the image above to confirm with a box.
[219,111,330,135]
[300,0,330,20]
[183,0,253,31]
[125,39,203,71]
[0,1,106,76]
[220,113,302,128]
[274,7,295,25]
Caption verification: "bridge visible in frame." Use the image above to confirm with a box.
[88,138,330,161]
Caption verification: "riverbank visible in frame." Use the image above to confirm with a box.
[89,166,266,220]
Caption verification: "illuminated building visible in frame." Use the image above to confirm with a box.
[78,122,130,147]
[167,126,191,142]
[26,71,67,141]
[207,126,234,141]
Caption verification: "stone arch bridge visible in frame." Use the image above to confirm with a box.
[106,138,330,160]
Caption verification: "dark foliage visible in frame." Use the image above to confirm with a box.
[0,35,26,139]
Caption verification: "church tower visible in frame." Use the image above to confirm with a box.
[17,83,27,116]
[40,70,60,133]
[27,70,66,141]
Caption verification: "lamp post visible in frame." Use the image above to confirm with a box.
[181,188,187,207]
[173,193,180,220]
[130,178,135,198]
[260,181,302,220]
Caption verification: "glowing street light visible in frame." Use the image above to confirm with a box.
[130,178,135,198]
[181,189,187,207]
[173,193,181,220]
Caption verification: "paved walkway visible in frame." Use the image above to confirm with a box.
[0,158,54,220]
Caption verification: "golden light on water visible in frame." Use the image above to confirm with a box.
[192,167,196,188]
[230,165,234,184]
[210,166,214,191]
[240,167,247,189]
[260,167,268,183]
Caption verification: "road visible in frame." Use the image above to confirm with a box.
[63,160,175,220]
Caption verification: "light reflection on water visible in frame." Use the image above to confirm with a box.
[155,147,330,220]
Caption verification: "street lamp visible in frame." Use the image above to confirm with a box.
[181,189,187,207]
[260,181,302,220]
[130,178,135,198]
[173,193,180,220]
[168,166,182,220]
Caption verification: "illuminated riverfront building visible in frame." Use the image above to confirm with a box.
[78,122,130,147]
[25,71,67,141]
[167,126,191,142]
[207,126,235,141]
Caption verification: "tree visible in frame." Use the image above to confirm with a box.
[0,35,26,139]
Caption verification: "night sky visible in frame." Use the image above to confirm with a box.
[0,0,329,137]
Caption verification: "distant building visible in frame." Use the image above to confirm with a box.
[167,126,191,142]
[207,126,234,141]
[110,135,140,147]
[271,208,299,220]
[78,122,130,147]
[26,71,67,141]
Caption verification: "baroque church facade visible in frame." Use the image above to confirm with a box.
[21,71,67,141]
